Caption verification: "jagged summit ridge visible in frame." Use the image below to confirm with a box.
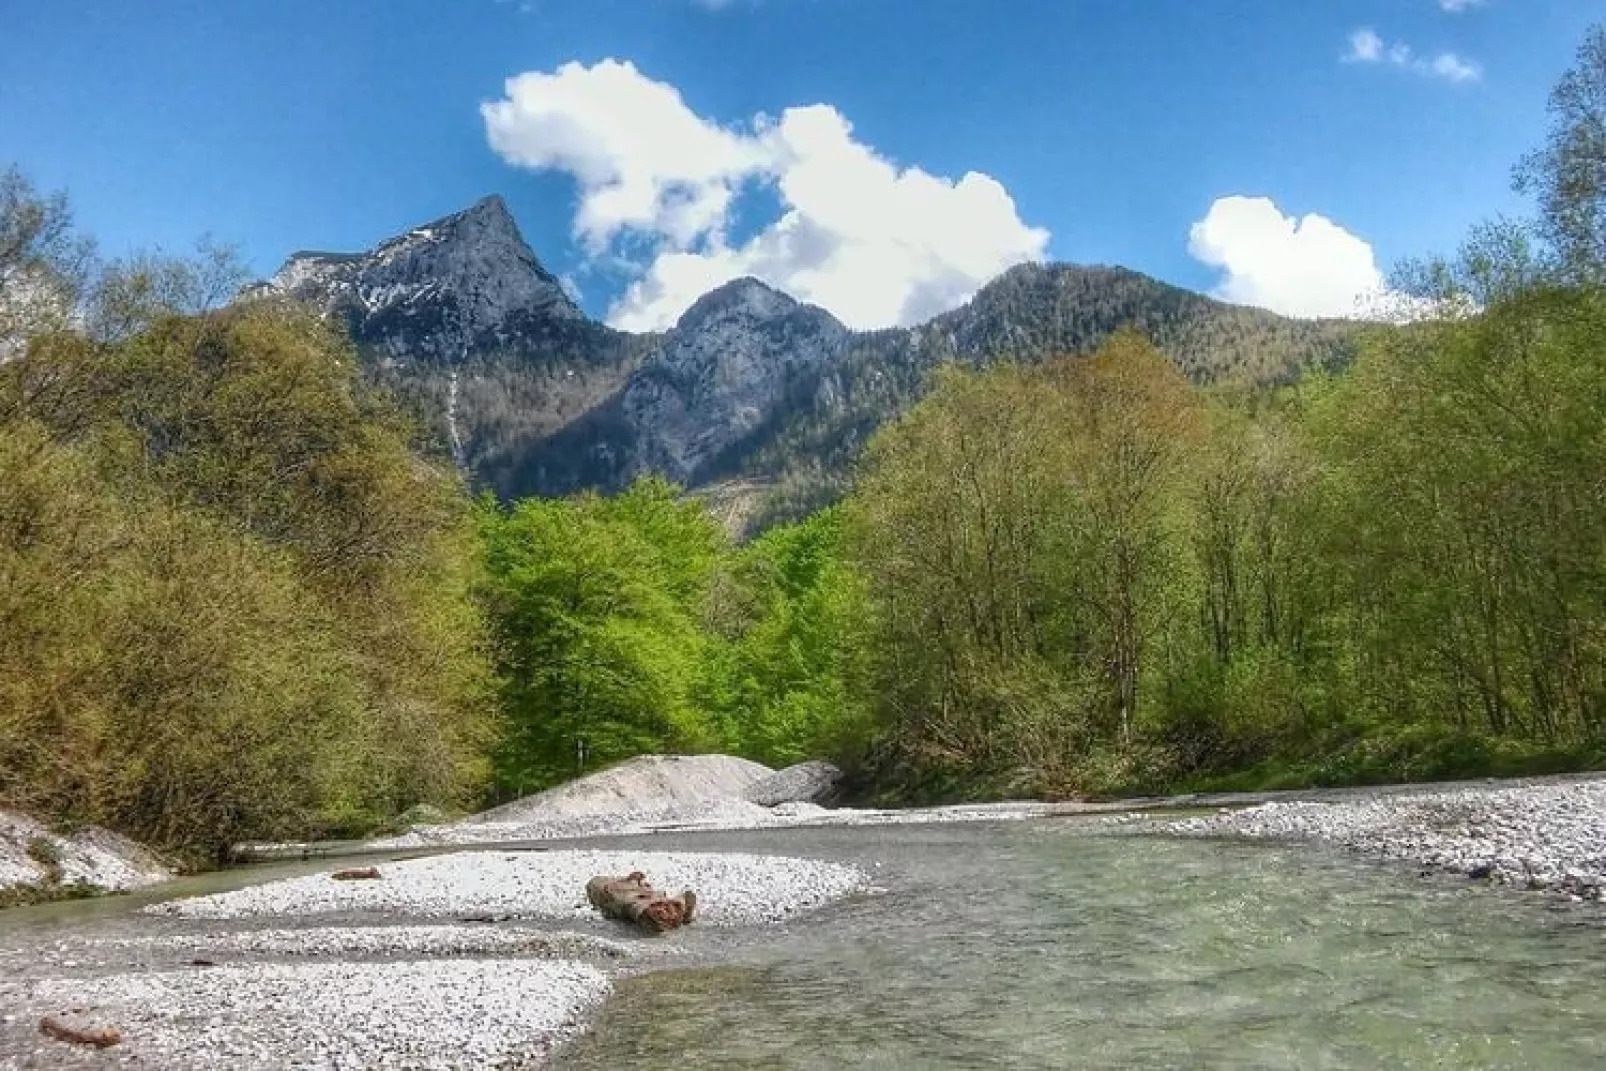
[256,194,1357,517]
[261,194,582,364]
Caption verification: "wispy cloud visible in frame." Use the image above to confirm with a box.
[1438,0,1484,13]
[1428,53,1482,82]
[1346,27,1384,63]
[1344,27,1482,83]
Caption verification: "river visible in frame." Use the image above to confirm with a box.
[558,820,1606,1069]
[3,816,1604,1068]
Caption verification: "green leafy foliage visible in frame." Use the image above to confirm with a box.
[0,257,493,861]
[697,508,876,768]
[479,478,722,791]
[479,479,876,791]
[838,283,1606,800]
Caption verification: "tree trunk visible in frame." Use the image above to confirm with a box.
[586,872,697,934]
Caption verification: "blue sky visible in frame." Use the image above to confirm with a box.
[2,0,1598,328]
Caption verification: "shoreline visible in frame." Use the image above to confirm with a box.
[1164,778,1606,903]
[6,771,1606,1066]
[9,767,1606,904]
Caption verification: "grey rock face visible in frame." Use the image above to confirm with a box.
[249,196,1355,511]
[247,197,647,499]
[257,195,582,365]
[743,761,844,807]
[620,278,850,485]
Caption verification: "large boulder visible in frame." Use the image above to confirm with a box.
[743,761,843,807]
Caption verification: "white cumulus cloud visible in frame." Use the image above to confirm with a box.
[1187,196,1392,319]
[481,60,1049,331]
[1343,27,1482,83]
[482,60,768,252]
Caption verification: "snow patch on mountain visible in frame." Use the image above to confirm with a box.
[256,195,581,365]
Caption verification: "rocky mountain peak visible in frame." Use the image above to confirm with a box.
[675,276,800,331]
[620,275,851,486]
[261,194,582,364]
[242,195,1356,515]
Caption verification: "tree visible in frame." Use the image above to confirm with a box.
[479,480,724,791]
[0,292,493,860]
[1516,23,1606,282]
[0,168,93,353]
[1038,331,1204,745]
[697,508,876,767]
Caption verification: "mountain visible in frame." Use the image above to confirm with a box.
[249,196,653,480]
[250,198,1358,521]
[261,194,584,352]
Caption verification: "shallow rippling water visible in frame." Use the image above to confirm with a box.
[558,820,1606,1070]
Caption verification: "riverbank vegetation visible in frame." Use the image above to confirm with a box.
[1,27,1604,856]
[0,205,493,862]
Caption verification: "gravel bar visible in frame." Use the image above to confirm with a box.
[1169,779,1606,901]
[369,799,1061,850]
[6,959,607,1069]
[147,849,870,924]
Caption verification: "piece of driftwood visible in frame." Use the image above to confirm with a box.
[585,871,697,934]
[39,1011,121,1049]
[330,867,382,881]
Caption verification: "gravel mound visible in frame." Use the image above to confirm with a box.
[148,849,869,925]
[371,799,1058,850]
[364,752,1069,851]
[744,761,843,806]
[1170,780,1606,901]
[0,810,171,895]
[472,755,772,824]
[368,754,782,849]
[16,958,607,1069]
[372,797,824,849]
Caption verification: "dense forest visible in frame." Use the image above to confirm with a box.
[0,195,493,862]
[2,26,1604,860]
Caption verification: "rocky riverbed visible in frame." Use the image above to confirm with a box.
[0,847,872,1068]
[1169,777,1606,902]
[8,766,1606,1067]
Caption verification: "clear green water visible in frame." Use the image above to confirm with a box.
[557,821,1606,1070]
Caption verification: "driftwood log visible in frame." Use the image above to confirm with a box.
[39,1011,121,1049]
[585,871,697,934]
[330,867,381,881]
